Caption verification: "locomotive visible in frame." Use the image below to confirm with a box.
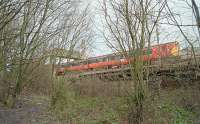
[56,41,179,76]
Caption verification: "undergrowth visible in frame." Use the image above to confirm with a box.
[50,78,200,124]
[50,78,127,124]
[161,104,195,124]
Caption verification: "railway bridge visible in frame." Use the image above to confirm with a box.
[76,56,200,83]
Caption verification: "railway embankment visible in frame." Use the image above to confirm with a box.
[1,77,199,124]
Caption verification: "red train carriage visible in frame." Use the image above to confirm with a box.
[56,42,179,75]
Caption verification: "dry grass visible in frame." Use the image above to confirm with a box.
[22,64,53,96]
[1,65,199,124]
[69,77,200,124]
[73,77,133,97]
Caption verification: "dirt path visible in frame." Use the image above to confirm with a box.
[0,96,61,124]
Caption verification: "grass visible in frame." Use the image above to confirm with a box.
[49,78,200,124]
[62,97,123,124]
[50,78,129,124]
[1,77,198,124]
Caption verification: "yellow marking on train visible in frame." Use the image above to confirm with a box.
[171,47,179,56]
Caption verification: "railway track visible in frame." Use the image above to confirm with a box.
[76,56,200,81]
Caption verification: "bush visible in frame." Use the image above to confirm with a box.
[51,77,75,120]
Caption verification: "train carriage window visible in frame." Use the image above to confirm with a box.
[63,62,70,66]
[111,56,116,60]
[72,63,78,66]
[88,60,92,64]
[80,60,87,65]
[72,61,80,66]
[109,55,116,60]
[102,57,107,62]
[88,60,91,64]
[97,58,103,62]
[88,59,97,64]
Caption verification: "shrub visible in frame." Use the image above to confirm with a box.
[51,77,75,120]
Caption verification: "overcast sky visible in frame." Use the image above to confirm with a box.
[84,0,200,57]
[84,0,112,57]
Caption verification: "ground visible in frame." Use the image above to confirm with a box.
[0,80,200,124]
[0,96,61,124]
[0,95,125,124]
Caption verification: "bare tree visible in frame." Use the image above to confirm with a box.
[165,0,199,67]
[50,3,93,63]
[191,0,200,42]
[100,0,166,123]
[0,0,93,107]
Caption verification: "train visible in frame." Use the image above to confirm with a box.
[56,41,180,76]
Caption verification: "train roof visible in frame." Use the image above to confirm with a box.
[60,41,179,66]
[87,41,179,59]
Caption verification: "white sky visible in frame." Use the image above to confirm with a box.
[84,0,112,57]
[84,0,200,57]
